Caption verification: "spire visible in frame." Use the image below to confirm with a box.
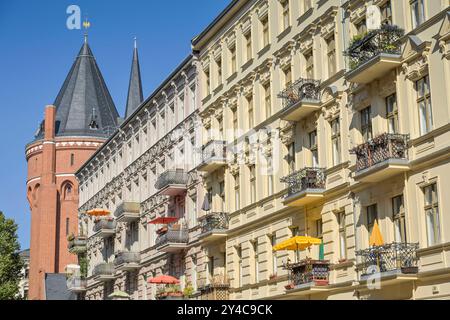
[125,37,144,118]
[34,39,120,140]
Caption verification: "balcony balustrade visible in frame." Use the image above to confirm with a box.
[155,169,189,196]
[114,201,140,223]
[345,25,404,83]
[351,133,409,182]
[113,251,141,271]
[68,236,87,254]
[92,219,116,238]
[154,227,189,253]
[199,274,230,300]
[197,140,227,173]
[356,242,419,280]
[285,259,330,291]
[66,276,87,292]
[281,167,326,207]
[199,212,229,242]
[92,263,116,282]
[278,78,321,121]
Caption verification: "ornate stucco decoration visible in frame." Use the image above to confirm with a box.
[279,121,295,145]
[401,36,431,82]
[438,12,450,60]
[317,6,338,39]
[347,0,366,24]
[296,25,316,55]
[321,86,343,121]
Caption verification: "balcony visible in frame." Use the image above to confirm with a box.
[199,275,230,300]
[113,251,141,272]
[92,219,116,238]
[197,140,227,173]
[278,78,321,122]
[281,168,326,207]
[198,212,229,242]
[345,25,404,84]
[155,169,189,196]
[154,227,189,253]
[68,236,87,254]
[66,276,87,293]
[285,259,330,293]
[356,242,419,283]
[92,263,116,282]
[113,201,140,223]
[352,133,409,183]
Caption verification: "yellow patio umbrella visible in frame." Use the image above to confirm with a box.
[273,236,322,252]
[86,208,111,217]
[369,221,384,247]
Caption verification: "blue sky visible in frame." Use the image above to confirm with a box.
[0,0,230,250]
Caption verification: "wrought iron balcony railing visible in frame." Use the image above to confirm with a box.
[66,276,87,292]
[351,133,409,172]
[92,263,115,277]
[285,259,330,289]
[200,212,229,235]
[113,251,141,267]
[93,219,116,233]
[155,169,189,190]
[356,242,419,276]
[345,24,404,70]
[278,78,321,110]
[281,167,326,198]
[200,140,227,163]
[68,236,87,254]
[155,228,189,247]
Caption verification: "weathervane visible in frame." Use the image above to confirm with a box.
[83,16,91,43]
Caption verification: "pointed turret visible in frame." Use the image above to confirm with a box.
[34,37,120,139]
[125,37,144,118]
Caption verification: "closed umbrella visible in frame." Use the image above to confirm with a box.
[202,192,211,212]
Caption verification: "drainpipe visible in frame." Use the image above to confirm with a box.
[350,191,360,285]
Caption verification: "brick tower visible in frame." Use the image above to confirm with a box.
[25,37,120,300]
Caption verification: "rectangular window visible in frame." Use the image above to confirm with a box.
[411,0,425,28]
[234,174,240,211]
[283,66,292,88]
[247,95,254,128]
[245,32,252,62]
[190,85,196,111]
[288,142,296,173]
[232,107,238,140]
[366,204,378,239]
[386,93,399,134]
[424,184,440,246]
[270,235,277,275]
[218,117,224,140]
[253,241,259,283]
[331,118,341,166]
[355,19,367,35]
[216,58,222,87]
[261,16,269,48]
[392,195,407,243]
[249,165,256,204]
[267,155,274,196]
[204,68,210,96]
[338,212,347,259]
[264,82,271,118]
[281,0,290,31]
[70,153,75,166]
[316,219,323,239]
[327,35,336,77]
[309,130,318,167]
[219,180,225,211]
[361,106,373,141]
[65,218,69,236]
[230,46,237,74]
[237,246,243,287]
[208,256,214,278]
[303,0,312,12]
[305,51,314,79]
[416,75,433,136]
[380,0,392,25]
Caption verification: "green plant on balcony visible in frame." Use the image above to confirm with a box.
[183,281,194,298]
[67,233,75,242]
[79,255,88,278]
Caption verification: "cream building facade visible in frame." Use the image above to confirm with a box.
[74,0,450,300]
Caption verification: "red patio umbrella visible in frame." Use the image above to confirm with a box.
[148,217,179,225]
[147,275,180,284]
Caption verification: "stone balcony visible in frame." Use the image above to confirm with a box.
[284,259,330,295]
[198,212,229,242]
[197,140,227,173]
[114,201,140,223]
[278,78,321,122]
[92,219,116,238]
[281,168,326,207]
[113,251,141,272]
[66,276,87,293]
[154,227,189,253]
[68,236,87,254]
[155,169,189,196]
[352,133,409,183]
[92,263,116,282]
[345,25,404,84]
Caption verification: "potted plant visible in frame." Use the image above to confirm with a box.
[183,281,194,298]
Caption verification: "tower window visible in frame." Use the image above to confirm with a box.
[70,153,75,166]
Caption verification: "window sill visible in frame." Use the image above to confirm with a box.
[241,58,254,72]
[277,26,291,42]
[257,44,271,59]
[227,72,238,83]
[297,8,313,25]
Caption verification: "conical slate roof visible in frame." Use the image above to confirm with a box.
[35,38,120,139]
[125,39,143,118]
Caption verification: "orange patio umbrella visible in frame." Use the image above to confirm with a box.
[147,275,180,284]
[86,208,111,217]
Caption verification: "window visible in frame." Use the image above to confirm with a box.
[216,58,222,87]
[337,212,347,260]
[270,235,277,275]
[361,106,373,141]
[392,195,406,243]
[411,0,425,28]
[204,68,210,96]
[283,66,292,88]
[303,0,312,13]
[234,174,240,211]
[355,19,367,35]
[305,51,314,79]
[366,204,378,239]
[230,45,237,74]
[189,195,197,228]
[192,257,197,290]
[218,117,224,140]
[219,181,225,211]
[247,95,254,128]
[190,85,196,110]
[380,0,392,25]
[424,184,440,246]
[65,218,69,236]
[208,256,214,279]
[264,82,271,117]
[316,219,323,239]
[178,94,185,121]
[253,241,259,283]
[267,155,274,196]
[237,246,243,287]
[70,153,75,166]
[245,32,252,62]
[331,118,341,166]
[232,107,238,140]
[249,165,256,204]
[309,130,318,167]
[261,16,269,48]
[281,0,290,31]
[287,142,296,173]
[386,94,398,134]
[291,226,300,261]
[416,76,433,135]
[327,35,336,77]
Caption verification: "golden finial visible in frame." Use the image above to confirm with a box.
[83,16,90,43]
